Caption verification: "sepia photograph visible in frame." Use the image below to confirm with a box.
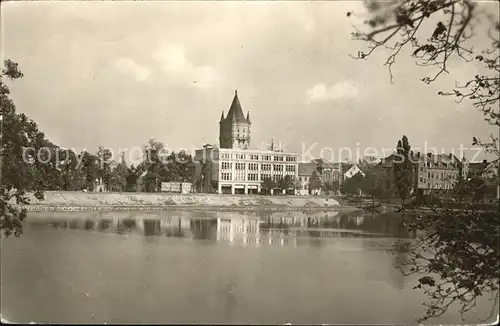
[1,0,499,324]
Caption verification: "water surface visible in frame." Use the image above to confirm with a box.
[1,210,496,324]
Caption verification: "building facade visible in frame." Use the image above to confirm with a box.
[415,153,462,195]
[194,146,298,194]
[297,163,316,195]
[194,91,299,194]
[296,161,344,196]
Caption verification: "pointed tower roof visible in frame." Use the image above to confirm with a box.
[227,90,247,123]
[246,111,251,123]
[220,111,225,122]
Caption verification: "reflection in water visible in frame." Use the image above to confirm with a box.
[25,210,409,248]
[191,219,218,240]
[143,219,161,236]
[7,210,497,325]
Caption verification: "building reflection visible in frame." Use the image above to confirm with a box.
[29,210,409,246]
[216,218,261,245]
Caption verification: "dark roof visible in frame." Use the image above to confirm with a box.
[298,163,317,176]
[226,90,247,123]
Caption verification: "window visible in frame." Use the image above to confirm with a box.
[428,172,430,178]
[261,164,272,171]
[222,162,232,170]
[250,154,259,160]
[286,156,297,162]
[247,173,258,181]
[249,163,258,171]
[221,173,233,181]
[235,163,245,170]
[273,164,283,172]
[263,155,271,161]
[286,165,296,172]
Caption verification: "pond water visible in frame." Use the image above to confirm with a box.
[1,210,496,324]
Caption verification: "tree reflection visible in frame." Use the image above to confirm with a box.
[84,220,95,231]
[143,219,161,236]
[190,219,218,240]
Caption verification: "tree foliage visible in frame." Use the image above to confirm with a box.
[340,173,365,196]
[1,60,46,236]
[394,135,415,206]
[309,171,322,192]
[260,176,276,195]
[351,0,499,322]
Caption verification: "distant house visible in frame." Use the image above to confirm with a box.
[297,163,316,195]
[344,165,365,180]
[467,158,499,204]
[415,153,462,196]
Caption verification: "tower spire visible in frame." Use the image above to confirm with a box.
[220,110,225,122]
[246,111,251,123]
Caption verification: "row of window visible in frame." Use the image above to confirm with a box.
[422,171,457,181]
[220,173,295,181]
[424,183,453,190]
[222,162,296,172]
[248,173,259,181]
[421,162,457,169]
[219,153,298,161]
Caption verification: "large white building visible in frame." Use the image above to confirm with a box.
[193,91,299,194]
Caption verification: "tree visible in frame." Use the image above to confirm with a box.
[322,180,341,195]
[350,1,499,322]
[109,152,128,192]
[340,173,365,196]
[1,60,47,236]
[361,167,386,206]
[96,146,113,191]
[278,175,297,192]
[455,175,488,204]
[309,170,322,194]
[393,135,415,207]
[125,164,143,192]
[80,151,98,191]
[260,176,276,195]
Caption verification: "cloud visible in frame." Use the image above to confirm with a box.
[306,81,359,104]
[112,58,150,81]
[152,44,222,88]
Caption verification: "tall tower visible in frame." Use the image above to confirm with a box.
[219,90,251,149]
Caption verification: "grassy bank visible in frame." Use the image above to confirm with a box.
[14,191,360,212]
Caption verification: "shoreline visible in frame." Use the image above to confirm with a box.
[18,204,361,213]
[12,191,361,213]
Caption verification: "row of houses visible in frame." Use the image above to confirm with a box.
[378,153,498,204]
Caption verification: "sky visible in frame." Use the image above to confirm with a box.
[1,1,498,163]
